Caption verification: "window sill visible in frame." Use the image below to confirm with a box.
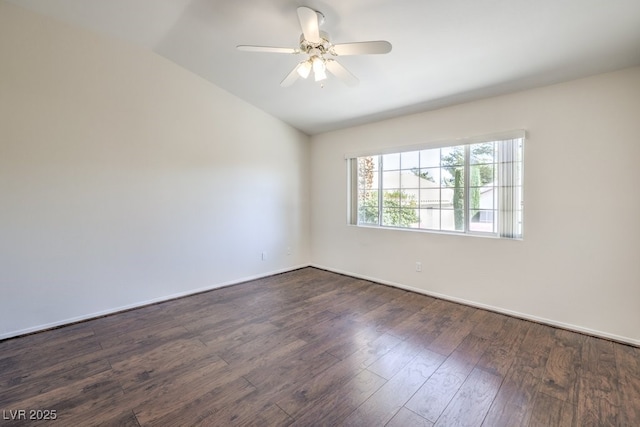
[347,223,523,241]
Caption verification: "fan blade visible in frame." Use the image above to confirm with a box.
[280,64,302,87]
[297,6,321,43]
[237,45,299,54]
[325,60,359,87]
[331,41,392,56]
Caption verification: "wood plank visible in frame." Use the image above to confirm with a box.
[142,377,256,426]
[0,326,97,362]
[475,315,530,377]
[275,333,401,418]
[355,295,425,334]
[383,304,439,342]
[110,338,226,392]
[367,339,427,380]
[575,337,620,426]
[100,325,196,365]
[173,301,249,334]
[482,367,539,426]
[290,369,386,426]
[88,303,176,338]
[217,326,309,368]
[420,303,477,356]
[0,351,112,407]
[538,329,584,403]
[509,322,554,379]
[2,371,129,426]
[426,305,477,356]
[0,331,101,378]
[201,347,338,425]
[470,309,507,340]
[529,391,577,427]
[294,311,362,344]
[390,298,467,348]
[132,368,252,425]
[323,325,395,361]
[406,335,489,422]
[387,407,434,427]
[197,319,280,352]
[615,344,640,426]
[342,350,445,426]
[206,400,293,426]
[389,290,438,313]
[242,341,340,391]
[434,367,502,427]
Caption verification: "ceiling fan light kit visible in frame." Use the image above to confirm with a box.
[237,6,392,87]
[296,60,312,79]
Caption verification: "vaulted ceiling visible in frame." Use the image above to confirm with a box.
[9,0,640,135]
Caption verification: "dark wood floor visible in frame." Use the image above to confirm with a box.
[1,268,638,426]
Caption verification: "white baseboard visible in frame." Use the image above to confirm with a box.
[0,264,311,341]
[5,263,638,348]
[310,264,640,348]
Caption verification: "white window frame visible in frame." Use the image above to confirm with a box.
[346,131,525,239]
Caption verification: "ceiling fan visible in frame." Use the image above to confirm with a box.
[237,6,392,87]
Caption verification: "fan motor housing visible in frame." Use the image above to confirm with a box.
[299,31,331,54]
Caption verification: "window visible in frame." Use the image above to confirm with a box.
[347,132,524,239]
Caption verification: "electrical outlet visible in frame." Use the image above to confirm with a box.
[287,247,291,256]
[262,251,267,261]
[415,262,422,272]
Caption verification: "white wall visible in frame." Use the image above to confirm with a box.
[310,67,640,345]
[2,2,638,347]
[0,2,310,339]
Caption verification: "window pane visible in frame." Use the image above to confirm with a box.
[369,171,379,189]
[441,209,463,231]
[470,164,493,187]
[382,208,419,227]
[441,187,456,208]
[401,189,419,208]
[357,157,378,191]
[382,170,400,188]
[358,156,378,171]
[357,186,379,225]
[382,190,402,208]
[382,153,400,170]
[400,171,420,189]
[476,186,494,211]
[417,168,440,186]
[358,205,378,225]
[420,148,440,167]
[359,190,379,207]
[358,171,379,190]
[469,210,495,232]
[419,208,440,230]
[442,167,464,187]
[441,146,464,166]
[470,142,494,164]
[382,209,399,226]
[420,188,441,208]
[400,151,420,170]
[470,209,494,223]
[402,209,420,228]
